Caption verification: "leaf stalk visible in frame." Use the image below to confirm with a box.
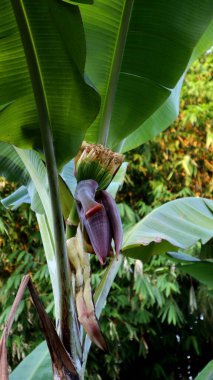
[11,0,78,363]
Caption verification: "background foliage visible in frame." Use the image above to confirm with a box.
[119,53,213,215]
[0,181,52,368]
[0,53,212,379]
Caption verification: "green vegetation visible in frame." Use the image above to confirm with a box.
[0,2,213,379]
[86,53,213,380]
[0,181,52,366]
[120,53,213,213]
[1,53,212,379]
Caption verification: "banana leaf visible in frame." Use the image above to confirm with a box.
[122,197,213,262]
[0,0,100,166]
[80,0,213,150]
[0,1,212,163]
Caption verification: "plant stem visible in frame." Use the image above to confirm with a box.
[11,0,77,361]
[97,0,134,146]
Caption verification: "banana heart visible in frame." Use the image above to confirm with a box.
[75,180,123,264]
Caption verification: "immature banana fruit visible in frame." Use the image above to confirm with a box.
[75,180,123,264]
[66,227,107,351]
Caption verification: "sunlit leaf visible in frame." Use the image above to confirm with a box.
[10,341,51,380]
[81,0,213,148]
[1,186,30,210]
[167,251,200,263]
[194,360,213,380]
[60,159,77,197]
[122,198,213,260]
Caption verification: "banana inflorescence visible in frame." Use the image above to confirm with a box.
[67,142,123,351]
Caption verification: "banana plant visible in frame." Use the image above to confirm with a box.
[0,1,213,379]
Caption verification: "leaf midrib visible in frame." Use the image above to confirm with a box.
[97,0,134,146]
[120,71,173,91]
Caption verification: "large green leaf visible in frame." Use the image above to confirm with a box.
[194,360,213,380]
[80,0,213,149]
[122,197,213,261]
[10,341,52,380]
[0,142,28,184]
[1,185,31,209]
[179,262,213,288]
[0,142,46,214]
[190,19,213,63]
[167,252,213,288]
[0,0,100,166]
[122,19,213,152]
[0,141,74,218]
[121,76,184,153]
[167,251,200,263]
[60,159,77,197]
